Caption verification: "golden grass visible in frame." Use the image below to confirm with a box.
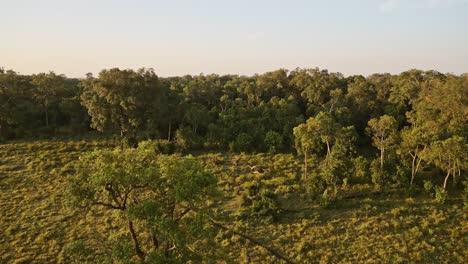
[0,140,466,263]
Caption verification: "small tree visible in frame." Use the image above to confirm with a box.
[424,136,467,191]
[293,117,320,179]
[294,112,355,185]
[367,115,399,171]
[67,146,218,261]
[399,123,439,185]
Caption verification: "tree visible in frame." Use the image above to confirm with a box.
[367,115,399,171]
[424,137,467,191]
[31,72,66,128]
[294,112,342,179]
[80,68,160,146]
[399,121,439,185]
[289,68,346,116]
[67,145,219,261]
[346,75,377,134]
[0,70,21,138]
[294,117,320,179]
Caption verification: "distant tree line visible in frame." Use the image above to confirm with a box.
[1,67,467,193]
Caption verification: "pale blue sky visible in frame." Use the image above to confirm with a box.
[1,0,467,77]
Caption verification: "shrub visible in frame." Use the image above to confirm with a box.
[353,156,369,181]
[230,133,254,152]
[395,164,411,187]
[60,240,94,263]
[423,180,434,195]
[138,139,175,154]
[370,159,385,188]
[264,131,283,153]
[239,182,281,223]
[434,186,447,204]
[320,187,337,208]
[174,127,197,152]
[306,174,326,199]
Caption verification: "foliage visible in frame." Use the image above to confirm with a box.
[174,127,198,152]
[353,156,369,181]
[80,68,160,145]
[434,187,448,204]
[66,144,219,261]
[138,139,175,154]
[423,180,434,195]
[239,182,282,224]
[230,132,254,152]
[264,130,283,153]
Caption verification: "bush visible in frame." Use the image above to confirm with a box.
[174,127,198,152]
[60,240,94,263]
[239,182,281,223]
[138,139,175,154]
[320,187,337,208]
[229,133,254,152]
[395,164,411,187]
[434,186,447,204]
[353,156,369,181]
[370,159,385,188]
[306,174,326,199]
[424,180,434,195]
[264,131,283,153]
[154,139,175,154]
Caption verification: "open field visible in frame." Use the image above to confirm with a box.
[0,139,466,263]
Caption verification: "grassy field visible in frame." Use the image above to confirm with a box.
[0,140,467,263]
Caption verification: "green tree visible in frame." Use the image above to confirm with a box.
[80,68,160,146]
[367,115,399,171]
[294,112,348,179]
[423,137,467,191]
[31,72,66,128]
[399,123,439,185]
[67,146,218,261]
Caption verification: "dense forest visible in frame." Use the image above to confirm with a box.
[0,67,467,263]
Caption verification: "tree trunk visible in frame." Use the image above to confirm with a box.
[443,170,451,191]
[304,151,308,180]
[410,153,416,185]
[380,148,385,170]
[128,220,145,259]
[167,121,172,140]
[45,107,49,128]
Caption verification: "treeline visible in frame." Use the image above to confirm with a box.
[1,67,467,190]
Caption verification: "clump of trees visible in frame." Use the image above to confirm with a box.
[1,66,466,199]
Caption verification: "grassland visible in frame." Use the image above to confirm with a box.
[0,140,467,263]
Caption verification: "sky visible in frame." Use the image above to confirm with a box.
[1,0,467,77]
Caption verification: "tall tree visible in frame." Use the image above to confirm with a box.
[367,115,399,170]
[294,112,341,179]
[80,68,160,146]
[31,72,66,128]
